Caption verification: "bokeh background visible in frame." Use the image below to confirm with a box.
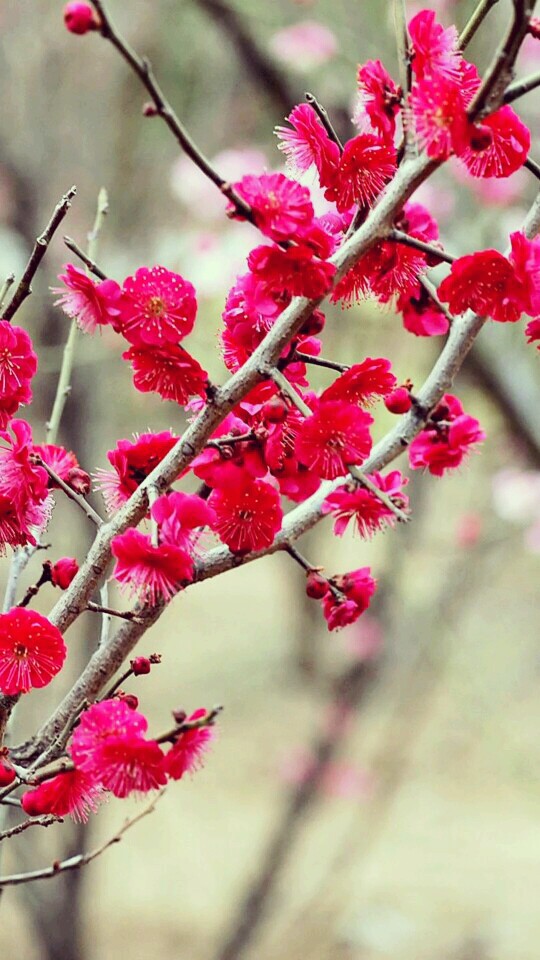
[1,1,540,958]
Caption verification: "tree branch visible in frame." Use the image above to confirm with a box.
[0,187,76,322]
[0,791,163,887]
[467,0,536,120]
[459,0,501,50]
[90,0,252,220]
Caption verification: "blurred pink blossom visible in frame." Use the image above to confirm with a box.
[492,468,540,523]
[450,159,528,207]
[414,178,456,222]
[278,749,374,799]
[516,34,540,72]
[456,512,483,549]
[269,21,338,72]
[341,614,384,661]
[322,762,375,800]
[524,519,540,553]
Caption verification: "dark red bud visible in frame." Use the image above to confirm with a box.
[528,16,540,39]
[50,557,79,590]
[130,656,152,676]
[65,467,91,495]
[116,692,139,710]
[143,102,158,117]
[261,397,288,423]
[305,571,329,600]
[469,125,493,152]
[384,387,413,415]
[300,309,326,336]
[0,759,16,788]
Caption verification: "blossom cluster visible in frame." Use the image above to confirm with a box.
[0,2,537,835]
[21,701,213,822]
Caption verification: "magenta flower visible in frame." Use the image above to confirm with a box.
[69,700,167,798]
[111,528,194,604]
[123,343,208,406]
[209,476,283,554]
[21,770,104,823]
[54,264,123,333]
[295,401,373,480]
[118,266,197,347]
[230,172,315,243]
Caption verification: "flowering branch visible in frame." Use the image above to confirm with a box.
[12,151,527,767]
[0,186,77,322]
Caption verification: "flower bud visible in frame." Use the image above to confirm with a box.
[0,758,16,788]
[65,467,92,495]
[130,656,152,676]
[305,571,329,599]
[384,387,412,415]
[528,16,540,39]
[142,102,158,117]
[21,790,45,817]
[261,397,288,423]
[300,309,326,336]
[116,692,139,710]
[63,2,96,35]
[50,557,79,590]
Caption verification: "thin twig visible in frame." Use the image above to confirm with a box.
[207,432,255,450]
[284,544,317,575]
[36,459,103,527]
[0,815,62,843]
[349,467,410,524]
[389,229,455,264]
[0,791,164,887]
[504,67,540,103]
[47,190,109,447]
[0,274,15,311]
[1,187,77,322]
[525,156,540,182]
[467,0,535,120]
[91,0,252,220]
[86,601,145,623]
[294,353,349,374]
[63,236,107,281]
[459,0,501,50]
[393,0,412,104]
[304,93,344,150]
[419,275,455,327]
[264,367,313,417]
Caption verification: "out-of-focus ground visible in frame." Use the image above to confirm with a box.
[1,1,540,959]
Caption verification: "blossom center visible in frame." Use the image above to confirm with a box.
[146,296,166,318]
[14,643,28,659]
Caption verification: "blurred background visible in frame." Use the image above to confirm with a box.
[1,1,540,958]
